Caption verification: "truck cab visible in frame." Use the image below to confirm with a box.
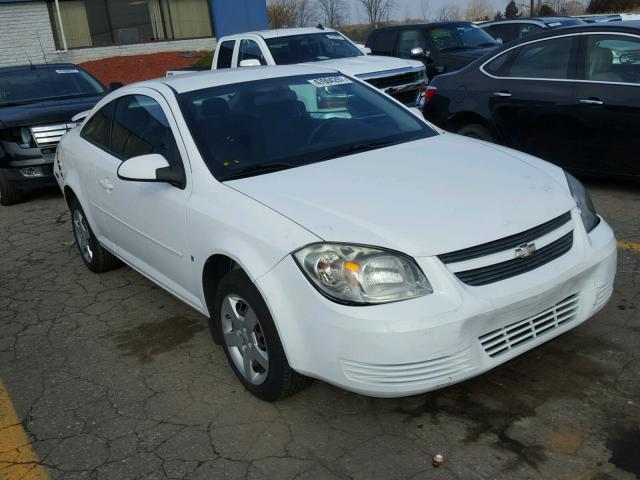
[207,27,428,108]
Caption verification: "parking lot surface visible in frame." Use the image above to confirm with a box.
[0,181,639,480]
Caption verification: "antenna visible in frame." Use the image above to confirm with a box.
[25,50,34,69]
[316,23,324,30]
[35,31,47,64]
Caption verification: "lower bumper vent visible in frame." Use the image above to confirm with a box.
[479,294,580,358]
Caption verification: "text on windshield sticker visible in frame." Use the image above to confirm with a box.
[308,76,352,88]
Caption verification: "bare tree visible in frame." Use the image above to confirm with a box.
[356,0,395,26]
[418,0,430,19]
[267,0,313,28]
[435,4,462,20]
[316,0,348,27]
[563,0,585,14]
[464,0,492,20]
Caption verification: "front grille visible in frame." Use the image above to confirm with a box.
[30,123,77,148]
[364,71,422,89]
[479,294,580,358]
[439,211,572,264]
[455,231,573,286]
[390,89,420,105]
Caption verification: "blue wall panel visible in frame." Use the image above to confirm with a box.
[211,0,268,38]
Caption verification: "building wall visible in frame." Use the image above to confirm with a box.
[0,1,58,67]
[0,1,215,68]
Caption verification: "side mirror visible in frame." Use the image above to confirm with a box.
[410,47,425,58]
[496,38,504,45]
[117,154,186,188]
[360,46,372,55]
[239,59,261,67]
[109,82,124,91]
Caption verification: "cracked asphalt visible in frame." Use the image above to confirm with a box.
[0,180,639,480]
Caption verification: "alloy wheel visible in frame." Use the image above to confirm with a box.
[72,209,93,263]
[220,294,269,385]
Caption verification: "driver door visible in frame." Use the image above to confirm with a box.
[94,88,197,304]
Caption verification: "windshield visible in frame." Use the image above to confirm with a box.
[179,74,436,180]
[0,67,105,106]
[265,32,363,64]
[428,23,498,51]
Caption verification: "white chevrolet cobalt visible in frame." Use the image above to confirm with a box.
[55,66,616,401]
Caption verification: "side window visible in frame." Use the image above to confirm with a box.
[518,24,543,38]
[506,36,575,79]
[396,30,424,58]
[485,25,517,44]
[81,102,114,150]
[239,39,267,65]
[368,30,397,55]
[584,34,640,84]
[217,40,235,69]
[111,95,181,166]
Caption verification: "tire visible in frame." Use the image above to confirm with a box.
[70,198,121,273]
[0,172,24,206]
[457,123,495,143]
[214,269,310,401]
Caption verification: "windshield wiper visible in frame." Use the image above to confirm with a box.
[315,140,399,162]
[476,42,498,47]
[220,162,298,181]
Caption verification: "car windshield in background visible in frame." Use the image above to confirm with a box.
[429,24,497,51]
[0,68,105,106]
[179,74,436,180]
[265,33,363,64]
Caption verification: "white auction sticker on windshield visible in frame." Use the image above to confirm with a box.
[326,34,345,40]
[56,69,79,74]
[308,76,352,88]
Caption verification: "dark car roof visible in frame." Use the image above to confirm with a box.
[510,20,640,42]
[0,63,84,74]
[481,16,585,26]
[371,21,475,31]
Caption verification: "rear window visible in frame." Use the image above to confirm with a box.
[0,67,104,106]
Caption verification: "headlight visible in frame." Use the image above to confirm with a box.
[293,243,432,305]
[565,172,599,232]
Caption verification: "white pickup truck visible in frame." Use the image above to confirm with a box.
[167,27,428,108]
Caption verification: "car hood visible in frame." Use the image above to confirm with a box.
[227,134,576,258]
[308,55,424,77]
[0,95,103,128]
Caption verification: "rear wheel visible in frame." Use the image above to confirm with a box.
[214,269,309,401]
[70,198,121,273]
[457,123,495,142]
[0,172,24,206]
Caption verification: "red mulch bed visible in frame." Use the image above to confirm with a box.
[80,51,204,86]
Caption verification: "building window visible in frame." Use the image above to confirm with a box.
[48,0,214,50]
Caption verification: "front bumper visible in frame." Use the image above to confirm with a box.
[256,212,617,397]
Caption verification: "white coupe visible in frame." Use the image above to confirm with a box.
[54,65,616,400]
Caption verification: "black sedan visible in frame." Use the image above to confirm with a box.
[423,22,640,179]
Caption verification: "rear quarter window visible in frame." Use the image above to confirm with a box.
[217,40,235,69]
[367,30,397,55]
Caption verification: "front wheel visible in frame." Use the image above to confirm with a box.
[457,123,495,143]
[70,198,121,273]
[214,269,309,401]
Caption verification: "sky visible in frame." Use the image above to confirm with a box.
[343,0,508,22]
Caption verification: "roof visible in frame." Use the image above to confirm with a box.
[481,16,585,26]
[372,21,474,31]
[0,63,80,73]
[157,64,338,94]
[495,20,640,48]
[221,27,337,40]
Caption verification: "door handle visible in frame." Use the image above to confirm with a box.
[579,98,604,106]
[99,179,114,191]
[493,91,512,98]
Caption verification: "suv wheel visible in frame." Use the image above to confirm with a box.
[457,124,495,142]
[214,269,310,401]
[0,172,24,206]
[70,198,121,273]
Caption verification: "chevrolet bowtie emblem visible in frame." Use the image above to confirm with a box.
[515,242,537,259]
